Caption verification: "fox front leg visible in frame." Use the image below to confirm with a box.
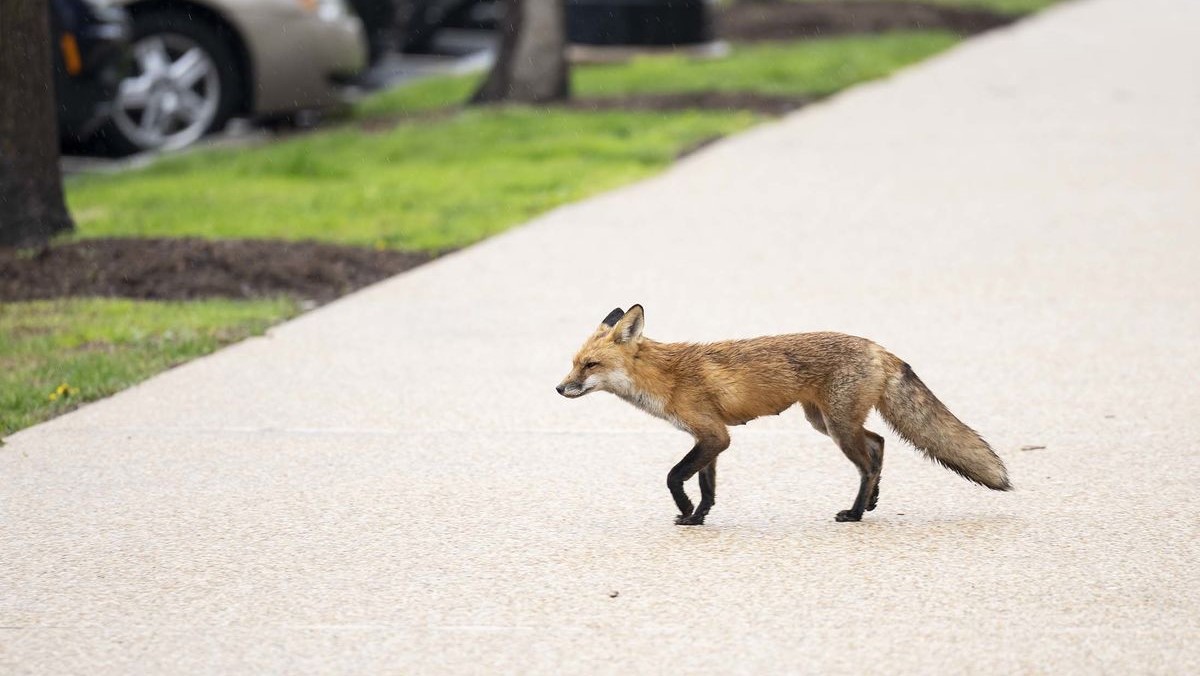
[690,459,718,523]
[668,433,729,526]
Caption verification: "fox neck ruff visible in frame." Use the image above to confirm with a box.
[608,340,693,434]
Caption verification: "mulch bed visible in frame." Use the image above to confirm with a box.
[567,91,820,116]
[719,1,1016,42]
[0,238,439,302]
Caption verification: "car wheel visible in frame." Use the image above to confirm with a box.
[98,11,242,154]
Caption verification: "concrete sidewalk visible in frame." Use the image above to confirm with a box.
[5,0,1199,671]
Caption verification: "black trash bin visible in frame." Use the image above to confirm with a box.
[566,0,712,46]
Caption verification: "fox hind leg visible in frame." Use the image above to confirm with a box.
[802,402,829,435]
[826,419,880,523]
[807,402,883,519]
[864,430,884,511]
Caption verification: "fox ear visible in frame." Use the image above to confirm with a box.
[613,304,644,344]
[600,307,625,328]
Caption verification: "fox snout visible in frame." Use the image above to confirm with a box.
[557,368,597,397]
[556,379,587,398]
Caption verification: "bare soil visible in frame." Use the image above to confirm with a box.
[0,238,438,302]
[719,1,1015,42]
[568,91,820,116]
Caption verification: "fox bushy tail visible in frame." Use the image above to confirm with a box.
[877,362,1011,491]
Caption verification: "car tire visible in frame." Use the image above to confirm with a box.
[95,10,243,155]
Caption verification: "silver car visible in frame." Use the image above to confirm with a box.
[102,0,367,153]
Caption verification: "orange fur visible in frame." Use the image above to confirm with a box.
[557,305,1009,525]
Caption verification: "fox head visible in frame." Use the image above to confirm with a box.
[556,305,645,398]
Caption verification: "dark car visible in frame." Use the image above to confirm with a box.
[398,0,491,54]
[396,0,708,54]
[346,0,398,63]
[51,0,131,146]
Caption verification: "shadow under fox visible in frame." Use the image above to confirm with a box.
[556,305,1010,525]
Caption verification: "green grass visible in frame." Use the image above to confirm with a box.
[69,108,757,250]
[357,32,958,118]
[355,74,479,117]
[577,33,957,98]
[0,298,299,437]
[70,32,958,250]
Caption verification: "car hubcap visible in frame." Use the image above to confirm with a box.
[113,34,221,151]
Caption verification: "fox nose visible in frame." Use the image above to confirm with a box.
[556,384,566,395]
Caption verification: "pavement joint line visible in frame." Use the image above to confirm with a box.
[0,623,567,632]
[11,426,849,438]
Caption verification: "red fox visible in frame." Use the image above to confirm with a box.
[556,305,1010,525]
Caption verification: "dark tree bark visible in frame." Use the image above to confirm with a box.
[470,0,569,104]
[0,0,74,248]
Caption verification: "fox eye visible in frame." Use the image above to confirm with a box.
[584,361,600,370]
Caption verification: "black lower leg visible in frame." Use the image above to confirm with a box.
[679,461,718,526]
[667,447,700,518]
[831,426,875,523]
[836,471,879,522]
[836,479,867,521]
[865,431,884,511]
[697,461,716,513]
[668,436,727,526]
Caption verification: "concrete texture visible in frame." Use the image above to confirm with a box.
[5,0,1200,671]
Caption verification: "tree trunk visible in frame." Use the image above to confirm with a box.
[470,0,569,104]
[0,0,75,248]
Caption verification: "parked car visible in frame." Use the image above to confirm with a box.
[52,0,132,146]
[95,0,368,154]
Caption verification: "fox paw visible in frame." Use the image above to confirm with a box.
[835,510,862,522]
[675,513,706,526]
